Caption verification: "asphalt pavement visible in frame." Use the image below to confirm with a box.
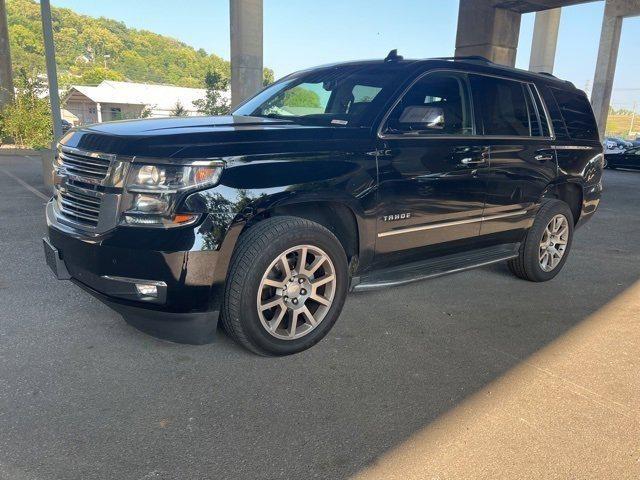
[1,154,638,479]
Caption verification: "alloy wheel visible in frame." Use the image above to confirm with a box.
[256,245,336,340]
[539,214,569,272]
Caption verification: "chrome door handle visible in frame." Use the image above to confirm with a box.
[535,153,554,162]
[461,157,486,165]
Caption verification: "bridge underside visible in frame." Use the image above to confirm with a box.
[493,0,598,12]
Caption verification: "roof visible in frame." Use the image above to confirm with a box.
[297,55,574,88]
[67,80,219,111]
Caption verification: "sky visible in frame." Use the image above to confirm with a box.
[50,0,640,108]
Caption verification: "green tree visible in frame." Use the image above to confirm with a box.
[170,101,188,117]
[5,0,239,89]
[284,87,320,108]
[61,65,124,86]
[263,68,275,86]
[0,68,52,148]
[192,70,230,116]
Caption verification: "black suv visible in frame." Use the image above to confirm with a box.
[44,54,603,355]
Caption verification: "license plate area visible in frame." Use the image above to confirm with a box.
[43,237,71,280]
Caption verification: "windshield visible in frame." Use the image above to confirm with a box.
[232,64,402,127]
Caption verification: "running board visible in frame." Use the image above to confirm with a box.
[352,243,520,292]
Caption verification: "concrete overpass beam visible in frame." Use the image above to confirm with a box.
[455,0,522,66]
[0,0,14,109]
[590,0,640,138]
[529,8,561,73]
[229,0,263,108]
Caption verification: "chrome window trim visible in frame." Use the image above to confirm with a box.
[530,82,556,139]
[377,209,528,238]
[377,68,556,141]
[552,145,596,150]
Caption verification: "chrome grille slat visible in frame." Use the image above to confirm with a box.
[59,151,111,181]
[60,198,100,214]
[59,153,111,169]
[62,190,101,206]
[58,189,101,227]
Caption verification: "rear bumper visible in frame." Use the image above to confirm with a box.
[44,222,222,344]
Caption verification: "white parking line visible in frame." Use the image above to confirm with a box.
[0,167,49,201]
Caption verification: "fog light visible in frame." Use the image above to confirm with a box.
[135,283,159,298]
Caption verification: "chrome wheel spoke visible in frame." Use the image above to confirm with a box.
[262,277,285,288]
[301,305,317,327]
[269,306,287,331]
[310,293,331,306]
[289,310,299,337]
[305,254,327,276]
[297,247,308,273]
[311,274,335,288]
[279,256,292,280]
[260,296,283,311]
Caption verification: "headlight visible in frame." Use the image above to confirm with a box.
[121,160,223,227]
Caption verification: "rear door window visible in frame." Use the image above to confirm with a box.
[470,75,532,136]
[550,88,599,140]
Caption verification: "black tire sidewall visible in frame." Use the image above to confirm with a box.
[232,223,348,355]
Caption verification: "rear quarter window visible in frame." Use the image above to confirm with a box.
[550,88,599,140]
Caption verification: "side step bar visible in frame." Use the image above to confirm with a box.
[352,243,520,292]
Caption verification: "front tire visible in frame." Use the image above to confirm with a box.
[221,216,348,355]
[508,200,574,282]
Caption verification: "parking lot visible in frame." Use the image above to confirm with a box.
[1,154,638,479]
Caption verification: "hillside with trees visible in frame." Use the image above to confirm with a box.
[6,0,274,88]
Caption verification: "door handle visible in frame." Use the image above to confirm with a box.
[460,157,486,165]
[534,153,554,162]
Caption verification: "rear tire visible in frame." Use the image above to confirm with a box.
[508,200,574,282]
[221,216,348,355]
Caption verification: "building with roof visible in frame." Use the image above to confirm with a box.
[62,80,223,125]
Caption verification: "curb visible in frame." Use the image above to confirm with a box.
[0,148,43,156]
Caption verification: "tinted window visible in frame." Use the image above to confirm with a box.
[384,72,473,135]
[233,64,402,127]
[539,85,569,139]
[550,88,599,140]
[471,75,531,136]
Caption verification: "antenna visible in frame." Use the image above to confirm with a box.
[384,49,403,62]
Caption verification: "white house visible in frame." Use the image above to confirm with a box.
[63,80,226,125]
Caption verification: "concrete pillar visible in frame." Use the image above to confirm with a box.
[591,8,623,138]
[591,0,640,138]
[455,0,521,66]
[40,0,63,142]
[529,8,561,74]
[96,102,102,123]
[229,0,263,108]
[0,0,14,109]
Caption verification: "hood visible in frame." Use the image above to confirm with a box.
[61,115,366,159]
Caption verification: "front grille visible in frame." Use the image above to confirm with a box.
[59,150,111,182]
[57,189,101,227]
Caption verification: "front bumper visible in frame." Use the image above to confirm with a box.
[44,211,222,344]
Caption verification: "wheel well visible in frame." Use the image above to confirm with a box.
[556,183,582,225]
[246,202,359,261]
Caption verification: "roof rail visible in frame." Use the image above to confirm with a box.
[434,56,494,64]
